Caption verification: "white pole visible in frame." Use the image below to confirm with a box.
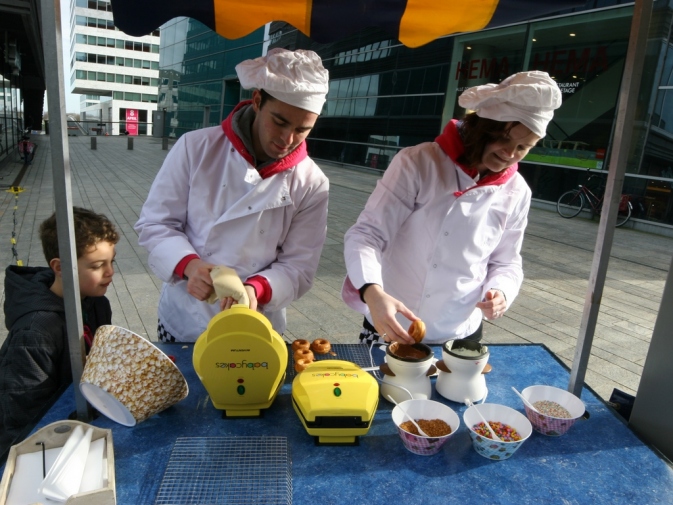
[39,0,91,420]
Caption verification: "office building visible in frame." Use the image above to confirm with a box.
[70,0,160,135]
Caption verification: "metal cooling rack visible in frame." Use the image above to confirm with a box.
[286,343,378,379]
[154,437,292,505]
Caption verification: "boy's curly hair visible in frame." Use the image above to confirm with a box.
[39,207,120,263]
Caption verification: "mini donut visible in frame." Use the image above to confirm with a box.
[294,358,311,373]
[291,339,310,352]
[408,320,426,343]
[311,338,331,355]
[293,348,314,363]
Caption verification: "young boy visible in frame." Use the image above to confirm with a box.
[0,207,119,461]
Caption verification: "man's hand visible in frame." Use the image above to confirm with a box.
[362,284,417,344]
[220,285,258,312]
[183,258,216,301]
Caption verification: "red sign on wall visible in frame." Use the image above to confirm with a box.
[126,109,138,136]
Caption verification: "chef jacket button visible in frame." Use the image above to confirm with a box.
[433,264,437,268]
[426,294,430,298]
[230,148,235,152]
[444,232,449,236]
[207,253,212,257]
[248,206,252,210]
[281,196,286,201]
[252,263,257,267]
[259,230,264,234]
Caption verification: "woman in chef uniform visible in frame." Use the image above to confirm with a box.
[342,71,562,345]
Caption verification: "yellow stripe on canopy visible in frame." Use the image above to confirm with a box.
[400,0,499,48]
[214,0,312,40]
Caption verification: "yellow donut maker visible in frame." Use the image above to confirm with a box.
[193,305,288,418]
[292,360,379,445]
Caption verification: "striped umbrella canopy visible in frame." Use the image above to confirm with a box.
[110,0,584,48]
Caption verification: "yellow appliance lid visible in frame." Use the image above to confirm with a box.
[193,305,288,414]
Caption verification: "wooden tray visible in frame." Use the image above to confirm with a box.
[0,420,116,505]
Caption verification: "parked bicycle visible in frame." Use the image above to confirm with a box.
[557,172,632,227]
[18,129,36,165]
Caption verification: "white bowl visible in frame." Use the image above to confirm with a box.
[463,403,532,460]
[521,385,586,436]
[392,399,460,456]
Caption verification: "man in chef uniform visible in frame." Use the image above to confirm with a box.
[135,49,330,342]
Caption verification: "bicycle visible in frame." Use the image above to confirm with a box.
[557,173,632,227]
[18,130,36,165]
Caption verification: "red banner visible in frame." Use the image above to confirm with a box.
[126,109,138,136]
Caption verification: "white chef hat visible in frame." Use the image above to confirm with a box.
[458,71,562,138]
[236,48,329,115]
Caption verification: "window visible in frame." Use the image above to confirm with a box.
[125,92,140,101]
[76,34,87,44]
[125,58,132,67]
[97,54,106,64]
[141,76,150,86]
[88,35,96,45]
[75,0,87,7]
[76,70,87,79]
[87,53,96,63]
[76,52,87,62]
[107,38,115,47]
[133,76,142,85]
[75,15,87,26]
[151,44,159,54]
[134,42,142,51]
[107,56,115,65]
[124,75,132,84]
[97,37,106,46]
[88,71,96,80]
[141,60,150,69]
[97,72,106,81]
[125,41,133,50]
[116,39,124,49]
[114,91,124,99]
[151,61,159,70]
[115,74,123,83]
[151,78,159,87]
[134,59,141,68]
[116,57,124,66]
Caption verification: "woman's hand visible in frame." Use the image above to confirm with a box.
[476,289,507,320]
[183,259,216,301]
[220,285,258,312]
[362,284,417,344]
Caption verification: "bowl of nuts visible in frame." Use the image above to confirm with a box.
[80,325,189,426]
[391,399,460,456]
[463,403,532,460]
[520,385,586,436]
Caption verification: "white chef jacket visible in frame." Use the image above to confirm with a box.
[135,124,329,341]
[342,141,531,344]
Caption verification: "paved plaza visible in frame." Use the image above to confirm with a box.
[1,133,671,402]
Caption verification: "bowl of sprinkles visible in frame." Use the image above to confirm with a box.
[392,399,460,456]
[463,403,532,460]
[520,385,586,436]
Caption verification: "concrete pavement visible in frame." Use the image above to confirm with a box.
[1,133,671,402]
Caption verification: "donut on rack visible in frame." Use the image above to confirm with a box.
[408,320,426,343]
[311,338,331,354]
[293,348,315,363]
[291,339,311,352]
[294,358,312,373]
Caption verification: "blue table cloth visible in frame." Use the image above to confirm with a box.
[19,344,673,504]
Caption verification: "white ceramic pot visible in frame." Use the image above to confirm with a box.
[435,339,489,403]
[380,343,436,404]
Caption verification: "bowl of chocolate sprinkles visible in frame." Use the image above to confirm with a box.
[520,385,586,436]
[392,399,460,456]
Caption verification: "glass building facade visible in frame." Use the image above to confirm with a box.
[157,18,265,138]
[159,1,673,230]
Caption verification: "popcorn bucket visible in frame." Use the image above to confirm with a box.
[80,325,188,426]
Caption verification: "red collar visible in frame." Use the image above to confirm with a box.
[435,120,518,197]
[221,100,308,179]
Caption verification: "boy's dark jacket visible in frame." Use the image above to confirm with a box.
[0,265,111,461]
